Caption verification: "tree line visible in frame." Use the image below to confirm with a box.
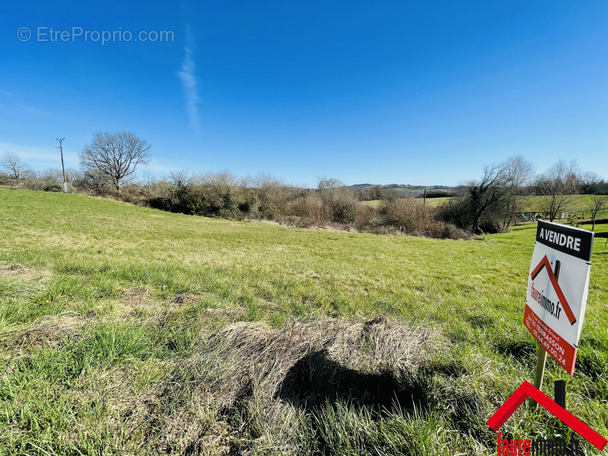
[438,157,608,233]
[1,132,607,236]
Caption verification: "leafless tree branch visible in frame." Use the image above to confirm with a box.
[80,132,150,192]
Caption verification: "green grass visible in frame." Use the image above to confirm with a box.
[431,194,607,215]
[361,197,450,208]
[361,199,383,208]
[1,187,607,455]
[519,194,598,213]
[366,194,608,214]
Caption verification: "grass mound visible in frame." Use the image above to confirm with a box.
[153,317,441,455]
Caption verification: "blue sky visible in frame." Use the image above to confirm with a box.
[1,1,607,187]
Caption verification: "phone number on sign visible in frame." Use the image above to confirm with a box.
[531,325,566,367]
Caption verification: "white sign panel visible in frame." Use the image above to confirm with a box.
[523,220,594,374]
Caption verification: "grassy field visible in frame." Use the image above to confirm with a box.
[362,197,451,208]
[518,194,608,214]
[1,187,607,455]
[364,194,608,214]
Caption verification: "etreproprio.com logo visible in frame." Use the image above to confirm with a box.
[17,26,174,45]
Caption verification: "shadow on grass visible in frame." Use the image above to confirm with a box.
[494,338,536,360]
[276,349,429,414]
[274,349,433,455]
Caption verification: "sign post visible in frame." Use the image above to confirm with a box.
[524,221,594,387]
[532,332,549,389]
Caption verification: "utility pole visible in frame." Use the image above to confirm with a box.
[56,137,67,193]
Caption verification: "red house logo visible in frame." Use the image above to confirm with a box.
[530,255,576,325]
[487,381,607,451]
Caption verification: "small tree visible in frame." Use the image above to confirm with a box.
[466,156,533,234]
[579,172,602,195]
[252,174,285,219]
[535,161,579,222]
[492,156,534,231]
[316,178,359,224]
[80,132,150,192]
[589,194,608,231]
[437,156,532,234]
[0,151,28,187]
[317,178,345,194]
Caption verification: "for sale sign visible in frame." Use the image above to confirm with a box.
[523,220,594,375]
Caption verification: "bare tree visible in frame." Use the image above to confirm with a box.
[589,194,608,231]
[535,161,579,222]
[467,165,505,234]
[577,171,606,196]
[495,156,534,230]
[0,151,28,187]
[80,132,150,192]
[466,156,533,234]
[317,178,345,192]
[169,169,193,187]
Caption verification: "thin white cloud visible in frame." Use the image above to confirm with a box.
[178,27,201,133]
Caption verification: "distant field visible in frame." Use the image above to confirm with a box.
[519,194,605,214]
[361,197,451,208]
[425,196,452,207]
[364,194,608,216]
[1,188,607,455]
[360,199,382,208]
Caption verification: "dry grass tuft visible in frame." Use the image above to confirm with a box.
[200,306,248,323]
[153,317,438,454]
[172,293,200,305]
[198,316,434,408]
[0,263,52,284]
[0,310,86,352]
[115,288,157,316]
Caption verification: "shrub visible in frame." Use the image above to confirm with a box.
[424,189,457,198]
[325,192,358,224]
[284,194,324,220]
[22,170,66,192]
[382,198,434,234]
[252,176,290,219]
[74,169,115,195]
[436,197,472,230]
[119,185,150,206]
[148,182,203,215]
[354,204,379,230]
[423,221,472,240]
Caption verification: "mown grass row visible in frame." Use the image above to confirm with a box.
[0,187,607,455]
